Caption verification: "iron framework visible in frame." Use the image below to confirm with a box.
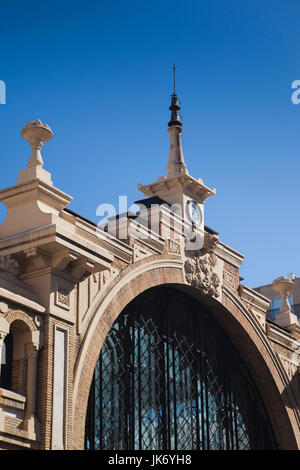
[85,287,276,450]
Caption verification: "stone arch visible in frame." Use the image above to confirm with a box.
[0,313,33,397]
[5,310,38,334]
[71,256,299,450]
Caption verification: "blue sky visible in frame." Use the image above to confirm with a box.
[0,0,299,288]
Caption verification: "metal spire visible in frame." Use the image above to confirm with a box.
[168,64,182,128]
[173,63,176,95]
[166,64,187,177]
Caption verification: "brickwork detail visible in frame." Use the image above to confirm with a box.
[5,310,38,332]
[12,359,27,396]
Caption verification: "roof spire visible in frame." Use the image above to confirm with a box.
[166,65,188,177]
[173,63,176,95]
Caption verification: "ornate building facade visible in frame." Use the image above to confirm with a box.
[0,92,299,450]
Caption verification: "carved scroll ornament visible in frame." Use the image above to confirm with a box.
[185,253,220,297]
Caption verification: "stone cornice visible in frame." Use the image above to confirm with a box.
[215,241,244,268]
[0,268,45,313]
[239,284,271,313]
[0,224,113,263]
[266,322,300,353]
[138,173,216,203]
[0,179,72,210]
[62,211,133,264]
[0,287,45,313]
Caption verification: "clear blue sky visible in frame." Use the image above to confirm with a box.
[0,0,299,288]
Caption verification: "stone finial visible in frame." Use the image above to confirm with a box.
[17,120,53,185]
[272,276,299,328]
[21,120,53,169]
[272,276,294,314]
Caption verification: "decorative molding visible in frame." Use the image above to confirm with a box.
[133,244,152,263]
[33,315,43,329]
[0,301,8,315]
[78,267,120,333]
[184,253,220,297]
[0,255,19,276]
[223,270,235,290]
[238,284,270,313]
[215,242,244,269]
[277,352,299,381]
[98,267,120,293]
[55,285,70,310]
[5,310,38,332]
[249,307,266,331]
[164,238,181,255]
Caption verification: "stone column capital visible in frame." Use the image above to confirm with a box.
[0,317,10,339]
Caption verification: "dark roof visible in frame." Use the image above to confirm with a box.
[64,207,97,227]
[134,196,170,208]
[64,197,219,236]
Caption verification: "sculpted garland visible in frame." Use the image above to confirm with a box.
[184,233,220,297]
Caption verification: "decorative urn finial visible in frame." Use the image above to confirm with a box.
[21,120,53,168]
[272,276,295,314]
[271,276,299,329]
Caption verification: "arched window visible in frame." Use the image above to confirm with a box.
[85,287,277,450]
[0,333,13,390]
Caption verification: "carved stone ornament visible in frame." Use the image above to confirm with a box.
[0,255,19,276]
[185,253,220,297]
[278,352,299,381]
[164,238,181,255]
[201,233,219,255]
[223,270,235,289]
[55,284,70,310]
[0,301,8,314]
[34,315,43,329]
